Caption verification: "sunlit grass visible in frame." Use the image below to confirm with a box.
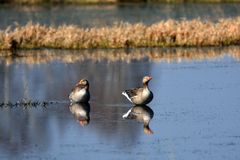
[0,18,240,50]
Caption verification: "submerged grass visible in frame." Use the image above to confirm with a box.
[0,99,56,108]
[0,18,240,50]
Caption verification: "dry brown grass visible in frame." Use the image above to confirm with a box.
[1,46,240,65]
[0,18,240,50]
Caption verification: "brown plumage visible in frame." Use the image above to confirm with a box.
[69,79,90,103]
[122,76,153,105]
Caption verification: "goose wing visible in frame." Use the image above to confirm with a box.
[124,87,143,98]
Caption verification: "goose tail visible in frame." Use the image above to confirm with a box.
[122,91,132,103]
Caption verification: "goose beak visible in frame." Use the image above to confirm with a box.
[148,76,152,81]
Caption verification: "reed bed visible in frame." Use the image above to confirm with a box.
[0,18,240,50]
[1,46,240,65]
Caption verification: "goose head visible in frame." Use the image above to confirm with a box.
[77,79,89,89]
[142,76,152,85]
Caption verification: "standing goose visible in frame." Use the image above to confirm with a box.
[69,79,90,103]
[122,76,153,105]
[122,105,154,134]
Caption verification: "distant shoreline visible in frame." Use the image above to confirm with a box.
[1,0,240,5]
[1,18,240,50]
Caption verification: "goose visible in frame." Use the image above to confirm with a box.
[69,79,90,103]
[123,105,154,134]
[122,76,153,105]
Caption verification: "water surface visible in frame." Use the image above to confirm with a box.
[0,47,240,159]
[0,3,240,29]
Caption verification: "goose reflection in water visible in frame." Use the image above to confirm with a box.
[123,105,154,135]
[69,102,91,126]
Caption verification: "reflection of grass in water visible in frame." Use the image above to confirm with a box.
[0,46,240,65]
[1,0,240,4]
[0,99,56,108]
[0,18,240,50]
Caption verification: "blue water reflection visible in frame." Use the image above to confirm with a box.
[0,3,240,29]
[0,48,240,159]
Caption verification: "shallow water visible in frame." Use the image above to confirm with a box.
[0,47,240,159]
[0,3,240,29]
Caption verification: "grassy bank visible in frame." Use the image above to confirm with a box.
[0,0,240,4]
[1,18,240,50]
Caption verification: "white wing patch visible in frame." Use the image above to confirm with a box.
[122,91,133,103]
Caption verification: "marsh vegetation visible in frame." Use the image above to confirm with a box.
[1,18,240,50]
